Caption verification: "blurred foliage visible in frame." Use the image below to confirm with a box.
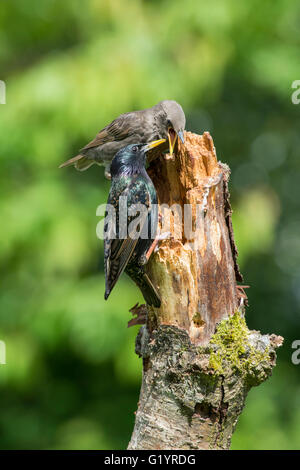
[0,0,299,450]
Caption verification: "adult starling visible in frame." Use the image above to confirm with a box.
[104,139,165,308]
[59,100,185,178]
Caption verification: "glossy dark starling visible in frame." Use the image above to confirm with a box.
[104,139,165,307]
[59,100,185,178]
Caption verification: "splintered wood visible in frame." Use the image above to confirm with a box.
[147,131,240,345]
[129,132,282,451]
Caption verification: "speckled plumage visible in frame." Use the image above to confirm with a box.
[59,100,185,178]
[104,142,162,307]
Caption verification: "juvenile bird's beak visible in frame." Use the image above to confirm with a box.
[168,129,177,156]
[144,138,166,152]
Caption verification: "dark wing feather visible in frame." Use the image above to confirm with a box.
[82,112,138,152]
[104,237,138,299]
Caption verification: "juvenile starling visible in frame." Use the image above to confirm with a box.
[59,100,185,178]
[104,139,165,307]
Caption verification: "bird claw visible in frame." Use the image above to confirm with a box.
[138,255,148,266]
[144,231,171,259]
[157,231,171,240]
[154,231,171,253]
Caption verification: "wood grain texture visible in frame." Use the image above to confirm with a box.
[128,132,282,450]
[146,131,240,344]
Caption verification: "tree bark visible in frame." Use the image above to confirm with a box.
[127,132,283,450]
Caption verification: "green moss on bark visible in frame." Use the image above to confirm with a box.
[208,312,270,382]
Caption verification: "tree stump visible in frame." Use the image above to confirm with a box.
[127,132,283,450]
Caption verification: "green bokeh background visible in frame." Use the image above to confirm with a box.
[0,0,299,450]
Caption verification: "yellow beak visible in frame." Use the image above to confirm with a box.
[144,138,166,151]
[168,130,178,156]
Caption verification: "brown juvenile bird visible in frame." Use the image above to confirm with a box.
[59,100,185,178]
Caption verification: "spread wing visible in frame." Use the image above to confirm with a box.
[82,112,139,152]
[104,176,154,300]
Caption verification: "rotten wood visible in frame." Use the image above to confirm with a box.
[127,131,282,450]
[146,131,240,344]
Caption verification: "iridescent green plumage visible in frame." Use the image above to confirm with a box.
[104,142,162,307]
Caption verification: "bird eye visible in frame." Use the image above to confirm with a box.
[132,145,138,153]
[167,119,172,128]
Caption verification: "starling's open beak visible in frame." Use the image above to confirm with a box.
[167,129,185,155]
[168,128,177,156]
[144,138,166,152]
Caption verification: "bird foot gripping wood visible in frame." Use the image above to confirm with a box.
[145,231,171,262]
[138,231,171,266]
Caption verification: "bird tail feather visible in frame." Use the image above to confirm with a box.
[59,154,95,171]
[137,273,161,308]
